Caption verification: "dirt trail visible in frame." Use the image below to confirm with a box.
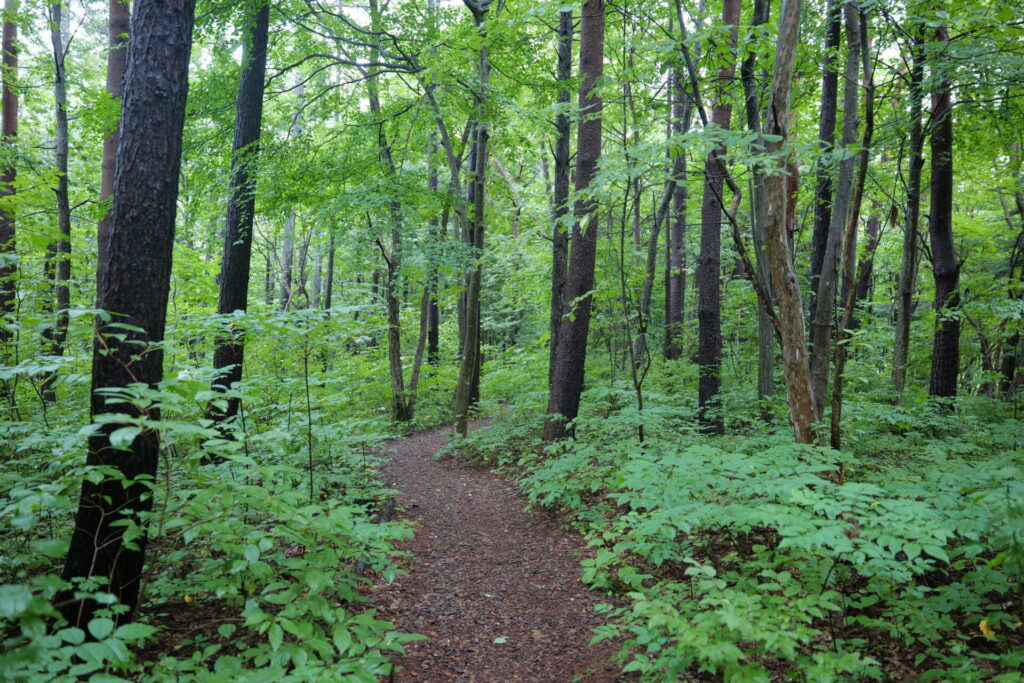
[370,424,621,682]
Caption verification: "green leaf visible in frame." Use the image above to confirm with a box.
[113,622,157,641]
[88,616,115,640]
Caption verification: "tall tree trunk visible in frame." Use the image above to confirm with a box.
[59,0,196,627]
[324,232,335,310]
[809,0,861,418]
[696,0,739,436]
[40,1,71,402]
[367,0,414,421]
[454,0,490,436]
[548,7,572,384]
[279,213,295,309]
[927,21,959,400]
[209,1,269,424]
[892,35,924,397]
[740,0,773,414]
[544,0,604,442]
[830,8,874,450]
[809,0,842,313]
[96,0,129,288]
[764,0,817,444]
[664,68,691,361]
[0,0,17,358]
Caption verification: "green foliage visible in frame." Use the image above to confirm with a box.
[462,388,1024,680]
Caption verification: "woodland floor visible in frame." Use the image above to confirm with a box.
[369,423,624,682]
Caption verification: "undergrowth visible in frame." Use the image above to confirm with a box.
[453,378,1024,681]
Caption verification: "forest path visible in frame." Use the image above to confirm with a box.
[370,423,622,682]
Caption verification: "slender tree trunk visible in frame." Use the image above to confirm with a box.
[454,0,490,435]
[741,0,773,414]
[549,7,572,385]
[927,21,960,400]
[40,2,71,402]
[96,0,129,288]
[696,0,739,436]
[664,68,691,360]
[892,35,924,397]
[59,0,196,627]
[809,0,841,313]
[764,0,818,444]
[544,0,604,442]
[324,233,335,310]
[809,0,861,418]
[0,0,17,356]
[831,9,874,449]
[209,1,269,424]
[279,213,295,309]
[427,131,440,363]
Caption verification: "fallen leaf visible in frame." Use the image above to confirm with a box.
[980,619,996,640]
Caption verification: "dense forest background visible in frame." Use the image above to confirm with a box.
[0,0,1022,680]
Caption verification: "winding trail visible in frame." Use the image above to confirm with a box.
[370,424,621,682]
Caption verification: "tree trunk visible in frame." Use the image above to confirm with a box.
[740,0,773,414]
[40,1,71,402]
[548,7,572,385]
[927,22,960,400]
[830,8,874,450]
[324,233,335,310]
[96,0,129,289]
[809,0,861,418]
[454,0,490,435]
[892,35,924,397]
[763,0,818,444]
[544,0,604,442]
[279,213,295,309]
[809,0,842,313]
[696,0,739,436]
[664,68,690,361]
[209,1,269,424]
[0,0,17,356]
[59,0,195,627]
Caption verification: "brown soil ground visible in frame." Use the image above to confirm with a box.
[370,424,623,682]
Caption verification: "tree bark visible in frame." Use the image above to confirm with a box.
[809,0,842,314]
[664,68,691,361]
[892,35,924,397]
[454,0,490,435]
[544,0,604,442]
[40,1,71,402]
[209,1,269,424]
[60,0,195,627]
[927,21,960,400]
[96,0,129,289]
[740,0,773,414]
[763,0,818,444]
[809,0,860,418]
[696,0,739,436]
[548,7,572,385]
[0,0,17,354]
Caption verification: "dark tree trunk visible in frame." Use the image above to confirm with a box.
[426,132,440,363]
[809,0,841,313]
[324,233,335,310]
[96,0,129,288]
[809,0,860,418]
[454,1,490,435]
[927,22,960,400]
[40,2,71,402]
[548,7,572,385]
[209,1,269,424]
[543,0,604,442]
[696,0,739,436]
[893,35,924,397]
[664,68,690,361]
[0,0,17,353]
[740,0,773,413]
[60,0,196,627]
